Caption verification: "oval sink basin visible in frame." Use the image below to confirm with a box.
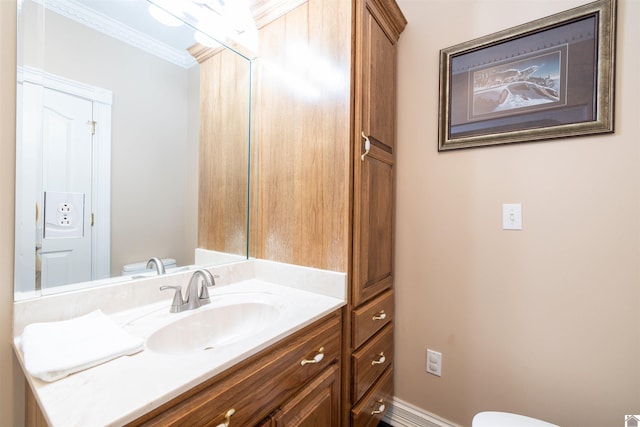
[146,302,280,354]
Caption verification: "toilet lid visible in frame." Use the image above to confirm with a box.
[472,411,559,427]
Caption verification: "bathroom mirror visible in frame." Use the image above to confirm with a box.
[14,0,254,300]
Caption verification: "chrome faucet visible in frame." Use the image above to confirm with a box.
[160,269,217,313]
[185,269,215,310]
[146,257,166,275]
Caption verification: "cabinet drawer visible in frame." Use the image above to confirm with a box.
[352,289,393,349]
[352,324,393,402]
[131,311,341,426]
[351,367,393,427]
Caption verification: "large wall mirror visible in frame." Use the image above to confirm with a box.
[15,0,255,300]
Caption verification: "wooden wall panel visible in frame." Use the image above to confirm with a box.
[197,50,251,255]
[254,0,353,272]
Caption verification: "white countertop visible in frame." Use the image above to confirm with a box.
[13,260,346,427]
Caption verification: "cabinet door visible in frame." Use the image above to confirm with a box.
[359,0,398,152]
[273,365,340,427]
[353,0,399,307]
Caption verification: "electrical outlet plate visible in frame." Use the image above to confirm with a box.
[426,349,442,377]
[44,191,85,239]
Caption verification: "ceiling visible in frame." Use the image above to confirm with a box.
[38,0,231,68]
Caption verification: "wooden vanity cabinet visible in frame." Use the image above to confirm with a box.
[196,0,406,424]
[128,310,341,427]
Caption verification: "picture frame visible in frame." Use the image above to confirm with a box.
[438,0,616,151]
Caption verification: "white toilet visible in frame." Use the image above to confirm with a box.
[472,411,559,427]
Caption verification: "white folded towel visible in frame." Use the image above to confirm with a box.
[20,310,144,382]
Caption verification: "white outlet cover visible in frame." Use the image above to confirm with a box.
[502,203,522,230]
[44,191,85,239]
[426,349,442,377]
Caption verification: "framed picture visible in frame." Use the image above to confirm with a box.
[438,0,616,151]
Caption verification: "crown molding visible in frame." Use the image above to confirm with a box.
[35,0,196,69]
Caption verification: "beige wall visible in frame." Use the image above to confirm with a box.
[1,2,24,426]
[394,0,640,425]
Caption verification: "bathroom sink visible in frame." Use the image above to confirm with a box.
[146,302,280,354]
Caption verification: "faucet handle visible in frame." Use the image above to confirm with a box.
[198,274,219,304]
[160,286,184,313]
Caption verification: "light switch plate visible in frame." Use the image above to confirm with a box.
[502,203,522,230]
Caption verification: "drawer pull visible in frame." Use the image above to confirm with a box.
[215,408,235,427]
[361,131,371,161]
[371,352,386,365]
[372,310,387,321]
[371,399,386,415]
[301,347,325,366]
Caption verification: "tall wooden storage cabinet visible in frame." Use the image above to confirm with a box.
[221,0,405,424]
[350,1,405,425]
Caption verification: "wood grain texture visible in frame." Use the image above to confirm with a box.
[351,289,394,351]
[362,4,396,151]
[351,367,393,427]
[351,324,393,402]
[246,1,405,425]
[273,364,340,426]
[197,48,251,256]
[250,0,309,30]
[352,150,394,307]
[254,0,352,272]
[352,0,398,308]
[349,1,404,425]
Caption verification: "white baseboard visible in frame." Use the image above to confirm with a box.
[382,397,462,427]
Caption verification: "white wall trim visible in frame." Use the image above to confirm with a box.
[19,66,112,105]
[91,91,112,281]
[382,397,462,427]
[32,0,195,69]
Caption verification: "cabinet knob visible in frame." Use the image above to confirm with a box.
[300,347,325,366]
[371,352,386,365]
[371,399,386,415]
[372,310,386,321]
[215,408,235,427]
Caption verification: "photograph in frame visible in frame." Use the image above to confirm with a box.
[438,0,616,151]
